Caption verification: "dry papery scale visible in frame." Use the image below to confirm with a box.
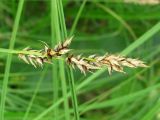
[18,37,147,75]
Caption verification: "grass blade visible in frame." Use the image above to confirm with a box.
[69,0,87,36]
[121,21,160,55]
[141,98,160,120]
[0,0,24,120]
[51,0,59,119]
[51,0,70,120]
[68,67,79,120]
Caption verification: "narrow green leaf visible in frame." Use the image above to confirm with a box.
[0,0,24,120]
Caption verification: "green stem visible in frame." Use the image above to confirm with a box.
[0,0,24,120]
[51,0,70,120]
[121,21,160,55]
[0,48,41,56]
[70,0,87,36]
[68,67,80,120]
[51,0,59,119]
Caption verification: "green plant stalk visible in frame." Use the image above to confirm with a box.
[0,48,42,56]
[121,22,160,55]
[59,0,80,117]
[58,0,71,119]
[51,0,70,120]
[0,0,24,120]
[58,0,81,119]
[68,67,80,120]
[69,0,87,36]
[57,0,67,38]
[51,0,59,119]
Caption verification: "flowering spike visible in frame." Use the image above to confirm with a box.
[18,37,147,75]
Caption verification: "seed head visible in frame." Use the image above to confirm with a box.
[54,37,73,56]
[18,37,147,75]
[66,54,148,75]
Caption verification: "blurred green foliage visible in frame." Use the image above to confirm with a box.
[0,0,160,120]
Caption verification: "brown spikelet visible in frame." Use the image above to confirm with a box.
[96,54,147,74]
[66,54,148,75]
[18,47,49,68]
[18,37,73,67]
[66,55,100,75]
[54,37,73,56]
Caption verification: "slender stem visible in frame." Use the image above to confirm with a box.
[69,0,87,36]
[51,0,59,119]
[0,0,24,120]
[68,67,80,120]
[0,48,41,56]
[51,0,70,120]
[121,22,160,55]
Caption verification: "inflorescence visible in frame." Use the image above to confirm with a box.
[18,37,147,74]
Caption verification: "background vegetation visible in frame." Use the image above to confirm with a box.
[0,0,160,120]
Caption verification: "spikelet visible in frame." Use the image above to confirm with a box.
[18,37,73,67]
[54,36,73,56]
[66,55,100,75]
[66,54,148,75]
[18,47,48,68]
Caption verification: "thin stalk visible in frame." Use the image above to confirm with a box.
[57,0,67,38]
[121,21,160,55]
[0,0,24,120]
[51,0,59,119]
[51,0,70,120]
[0,48,42,56]
[58,1,80,119]
[58,0,80,119]
[69,0,87,36]
[68,67,80,120]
